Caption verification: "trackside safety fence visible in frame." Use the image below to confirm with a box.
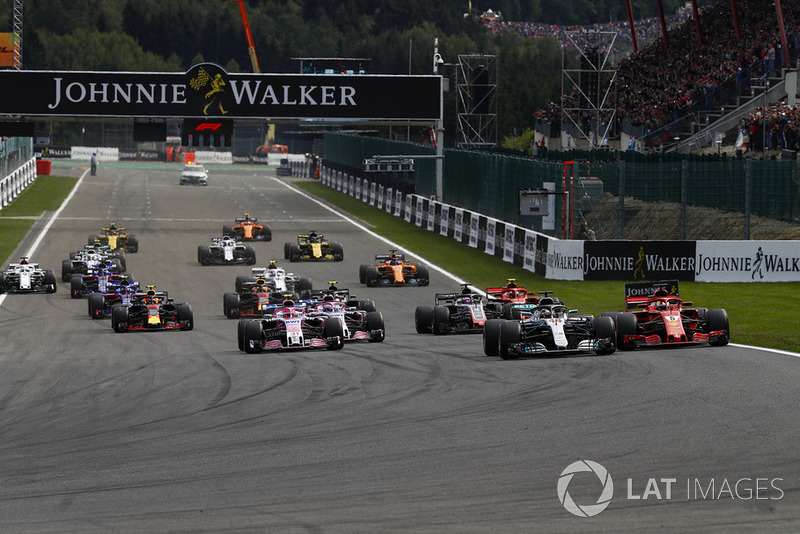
[319,163,800,283]
[0,157,38,211]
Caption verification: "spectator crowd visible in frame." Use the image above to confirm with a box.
[486,0,800,150]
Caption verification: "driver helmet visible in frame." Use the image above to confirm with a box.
[323,304,334,312]
[539,309,552,318]
[390,259,398,265]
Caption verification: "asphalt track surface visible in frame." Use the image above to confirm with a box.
[1,161,799,533]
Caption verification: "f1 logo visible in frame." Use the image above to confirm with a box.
[194,122,222,131]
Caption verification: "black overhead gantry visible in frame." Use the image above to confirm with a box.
[0,62,445,196]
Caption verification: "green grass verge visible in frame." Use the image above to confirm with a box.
[297,180,800,353]
[0,175,77,264]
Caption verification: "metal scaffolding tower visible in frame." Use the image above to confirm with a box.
[13,0,22,70]
[560,29,619,149]
[456,54,497,149]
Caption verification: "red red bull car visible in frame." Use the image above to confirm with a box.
[607,280,729,350]
[358,250,429,287]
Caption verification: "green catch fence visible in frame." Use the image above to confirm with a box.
[323,133,800,236]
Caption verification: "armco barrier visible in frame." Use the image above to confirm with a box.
[319,163,800,283]
[0,157,37,210]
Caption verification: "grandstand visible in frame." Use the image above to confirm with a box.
[499,0,800,153]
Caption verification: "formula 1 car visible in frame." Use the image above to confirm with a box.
[415,284,488,335]
[359,250,429,287]
[483,298,616,359]
[224,264,313,319]
[70,263,130,299]
[62,245,125,281]
[284,231,344,262]
[87,278,139,319]
[223,213,271,241]
[88,222,139,253]
[306,282,377,313]
[485,279,545,319]
[179,162,208,186]
[0,257,57,293]
[198,236,256,265]
[237,300,344,353]
[307,296,385,343]
[111,286,194,332]
[605,280,729,350]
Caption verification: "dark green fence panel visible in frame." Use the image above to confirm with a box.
[323,133,800,226]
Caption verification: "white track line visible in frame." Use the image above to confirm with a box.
[0,169,89,307]
[275,178,800,358]
[272,177,468,288]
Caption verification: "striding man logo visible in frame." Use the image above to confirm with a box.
[190,67,229,115]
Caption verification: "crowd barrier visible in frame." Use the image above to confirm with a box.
[319,164,800,283]
[0,157,37,211]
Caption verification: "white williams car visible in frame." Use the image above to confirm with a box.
[198,236,256,265]
[0,257,58,293]
[180,163,208,186]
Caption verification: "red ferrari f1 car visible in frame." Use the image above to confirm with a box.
[606,280,729,350]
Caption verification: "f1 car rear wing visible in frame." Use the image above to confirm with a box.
[434,292,483,305]
[624,279,680,311]
[308,288,351,301]
[375,253,405,262]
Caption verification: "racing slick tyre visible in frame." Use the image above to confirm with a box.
[415,305,434,334]
[237,320,248,351]
[616,312,639,351]
[359,264,369,284]
[357,299,377,313]
[0,272,5,294]
[88,293,105,319]
[177,303,194,331]
[593,315,617,355]
[70,274,84,299]
[499,320,522,360]
[296,278,313,299]
[61,260,73,282]
[416,264,430,286]
[432,306,450,335]
[365,311,385,342]
[235,275,255,294]
[323,317,345,350]
[259,225,272,241]
[43,269,57,293]
[223,292,241,319]
[601,311,622,322]
[483,319,503,356]
[111,305,129,333]
[223,225,234,237]
[243,320,263,353]
[706,308,730,346]
[244,246,257,265]
[502,303,521,320]
[284,242,292,260]
[288,243,301,262]
[365,266,379,287]
[198,246,211,265]
[331,243,344,262]
[126,234,139,253]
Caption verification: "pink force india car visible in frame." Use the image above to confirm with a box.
[604,280,730,350]
[237,300,345,353]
